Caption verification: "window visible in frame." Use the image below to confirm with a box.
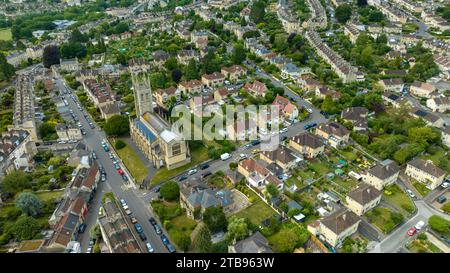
[172,143,181,156]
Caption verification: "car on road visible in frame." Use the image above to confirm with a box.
[437,195,447,204]
[306,108,313,113]
[101,174,106,182]
[134,223,143,233]
[160,234,169,245]
[252,149,261,154]
[125,209,132,215]
[281,135,288,141]
[279,127,288,134]
[166,243,176,253]
[406,189,416,198]
[200,163,209,170]
[146,242,154,253]
[407,227,416,236]
[154,185,161,192]
[92,151,97,160]
[120,199,127,206]
[239,153,247,159]
[304,123,317,130]
[202,171,212,179]
[149,217,157,226]
[251,140,261,146]
[220,153,232,160]
[178,175,188,182]
[86,247,92,253]
[117,169,124,175]
[154,224,162,235]
[122,174,128,181]
[114,163,120,170]
[415,221,425,231]
[139,232,147,241]
[130,217,138,224]
[442,182,449,188]
[78,223,87,233]
[81,129,86,135]
[188,168,198,175]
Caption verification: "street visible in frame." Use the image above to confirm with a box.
[54,75,168,253]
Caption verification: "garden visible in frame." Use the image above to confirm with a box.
[365,207,404,234]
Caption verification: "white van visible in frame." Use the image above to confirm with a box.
[220,153,231,161]
[415,220,425,230]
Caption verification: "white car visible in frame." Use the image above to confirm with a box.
[239,153,247,159]
[188,169,198,175]
[442,182,450,188]
[415,220,425,230]
[146,242,154,253]
[86,247,92,253]
[120,199,127,206]
[279,128,288,134]
[406,189,416,198]
[123,205,129,210]
[306,108,313,113]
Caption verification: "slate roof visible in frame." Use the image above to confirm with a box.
[232,232,273,253]
[347,183,381,205]
[320,209,360,234]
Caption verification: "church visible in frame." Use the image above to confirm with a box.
[129,60,191,170]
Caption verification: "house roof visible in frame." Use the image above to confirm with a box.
[232,232,273,253]
[367,161,399,180]
[317,122,349,137]
[347,183,382,205]
[341,107,368,121]
[320,208,360,235]
[290,132,324,149]
[261,146,296,165]
[407,158,445,178]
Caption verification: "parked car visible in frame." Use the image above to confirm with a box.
[117,169,124,175]
[251,140,261,146]
[92,151,97,160]
[239,153,247,159]
[101,174,106,182]
[406,189,416,198]
[200,163,209,170]
[114,163,120,170]
[86,247,92,253]
[407,227,416,236]
[442,182,449,188]
[125,209,132,215]
[149,217,157,226]
[139,232,147,241]
[120,199,127,206]
[279,127,288,134]
[202,171,212,179]
[415,220,425,231]
[188,168,198,175]
[130,217,138,224]
[134,223,143,233]
[166,243,176,253]
[178,175,188,182]
[437,195,447,204]
[154,224,162,235]
[146,242,154,253]
[160,234,169,245]
[78,224,87,234]
[122,174,128,181]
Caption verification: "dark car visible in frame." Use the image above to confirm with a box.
[160,234,169,245]
[166,243,176,253]
[437,195,447,204]
[122,174,128,181]
[154,185,161,192]
[281,136,288,141]
[200,163,209,170]
[202,171,212,179]
[134,223,143,233]
[154,224,162,235]
[178,175,188,182]
[139,232,147,241]
[149,217,157,226]
[251,140,261,146]
[78,224,87,234]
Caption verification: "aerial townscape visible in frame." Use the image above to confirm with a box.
[0,0,449,256]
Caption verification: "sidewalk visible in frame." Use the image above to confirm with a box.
[426,231,450,253]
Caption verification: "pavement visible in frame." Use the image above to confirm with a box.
[54,75,168,253]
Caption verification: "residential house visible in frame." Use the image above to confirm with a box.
[378,78,404,93]
[442,127,450,148]
[281,63,300,79]
[272,95,299,121]
[315,86,341,100]
[178,80,203,94]
[152,50,170,67]
[238,158,284,191]
[315,122,350,148]
[405,158,446,190]
[341,107,369,132]
[243,81,268,97]
[55,124,82,141]
[289,132,324,158]
[362,160,400,190]
[410,108,445,128]
[154,86,181,106]
[177,49,199,65]
[221,65,246,82]
[226,119,258,141]
[228,232,273,253]
[260,146,297,172]
[410,81,436,98]
[0,130,37,176]
[382,91,413,109]
[426,96,450,113]
[346,183,382,216]
[201,72,225,88]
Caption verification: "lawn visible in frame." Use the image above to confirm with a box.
[35,190,64,202]
[0,28,12,41]
[151,145,209,185]
[233,198,276,226]
[166,214,197,250]
[339,151,358,162]
[383,184,415,215]
[413,182,431,197]
[114,140,148,184]
[308,160,333,176]
[365,207,403,234]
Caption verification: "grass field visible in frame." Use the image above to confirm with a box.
[383,184,415,215]
[166,214,197,250]
[366,207,403,234]
[233,197,276,226]
[151,145,209,185]
[35,190,64,202]
[114,140,148,184]
[413,182,431,197]
[0,28,12,41]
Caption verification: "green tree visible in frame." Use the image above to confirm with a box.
[15,192,43,217]
[11,216,41,241]
[226,216,249,242]
[250,1,266,24]
[185,59,199,80]
[192,224,212,253]
[0,52,15,80]
[159,181,180,201]
[150,72,167,89]
[39,122,56,140]
[0,170,32,197]
[174,233,191,252]
[60,42,87,59]
[275,228,298,253]
[428,215,450,236]
[114,139,126,150]
[104,115,130,137]
[203,207,228,233]
[231,44,246,65]
[266,183,279,198]
[335,4,352,24]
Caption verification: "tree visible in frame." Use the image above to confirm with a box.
[39,122,56,140]
[160,181,180,201]
[231,44,246,65]
[171,69,182,83]
[60,42,87,59]
[0,170,32,197]
[15,192,43,217]
[250,1,266,24]
[114,139,126,150]
[43,45,60,68]
[0,53,15,80]
[266,183,279,198]
[335,4,352,24]
[150,72,167,89]
[203,207,228,233]
[11,216,41,241]
[104,115,129,137]
[185,59,199,80]
[174,233,191,252]
[192,224,212,253]
[226,217,249,242]
[428,215,450,236]
[275,228,298,253]
[357,0,367,7]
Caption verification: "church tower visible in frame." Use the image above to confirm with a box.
[131,68,153,117]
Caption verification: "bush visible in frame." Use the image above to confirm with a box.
[428,215,450,236]
[160,181,180,201]
[114,139,126,150]
[442,202,450,214]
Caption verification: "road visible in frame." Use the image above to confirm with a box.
[368,200,450,253]
[54,75,168,253]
